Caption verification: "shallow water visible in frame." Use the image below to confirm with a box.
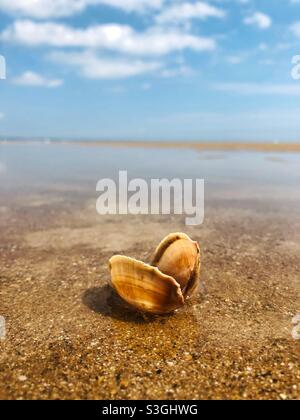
[1,142,300,195]
[0,142,299,400]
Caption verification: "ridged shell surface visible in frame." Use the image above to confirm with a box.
[109,255,184,314]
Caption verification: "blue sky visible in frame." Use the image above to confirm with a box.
[0,0,300,141]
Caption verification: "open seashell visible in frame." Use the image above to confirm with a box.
[109,255,184,314]
[108,233,201,315]
[152,233,201,298]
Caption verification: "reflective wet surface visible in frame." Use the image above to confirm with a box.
[0,143,299,399]
[1,142,300,186]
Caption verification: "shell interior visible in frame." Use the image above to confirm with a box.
[109,255,184,315]
[152,232,201,298]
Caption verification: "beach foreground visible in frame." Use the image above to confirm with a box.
[0,143,299,400]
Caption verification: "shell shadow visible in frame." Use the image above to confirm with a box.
[82,284,162,324]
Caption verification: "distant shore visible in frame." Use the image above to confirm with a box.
[1,139,300,153]
[76,140,300,153]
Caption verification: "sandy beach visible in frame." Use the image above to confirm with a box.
[2,139,300,153]
[75,140,300,153]
[0,142,299,400]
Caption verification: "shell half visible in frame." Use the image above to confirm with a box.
[109,255,184,314]
[152,233,201,298]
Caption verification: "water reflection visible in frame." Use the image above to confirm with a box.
[1,143,300,204]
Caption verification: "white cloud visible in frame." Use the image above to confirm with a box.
[0,0,163,18]
[49,51,163,79]
[49,50,197,80]
[1,20,216,56]
[213,82,300,96]
[12,71,63,87]
[0,0,86,18]
[244,12,272,29]
[156,1,225,24]
[0,112,5,119]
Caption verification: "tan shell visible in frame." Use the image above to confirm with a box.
[108,233,201,315]
[152,233,201,298]
[109,255,184,314]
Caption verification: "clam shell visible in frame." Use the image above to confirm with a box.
[109,255,184,314]
[152,233,200,297]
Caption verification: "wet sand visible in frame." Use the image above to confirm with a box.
[74,140,300,153]
[0,144,299,400]
[2,139,300,153]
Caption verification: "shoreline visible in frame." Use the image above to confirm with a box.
[1,139,300,153]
